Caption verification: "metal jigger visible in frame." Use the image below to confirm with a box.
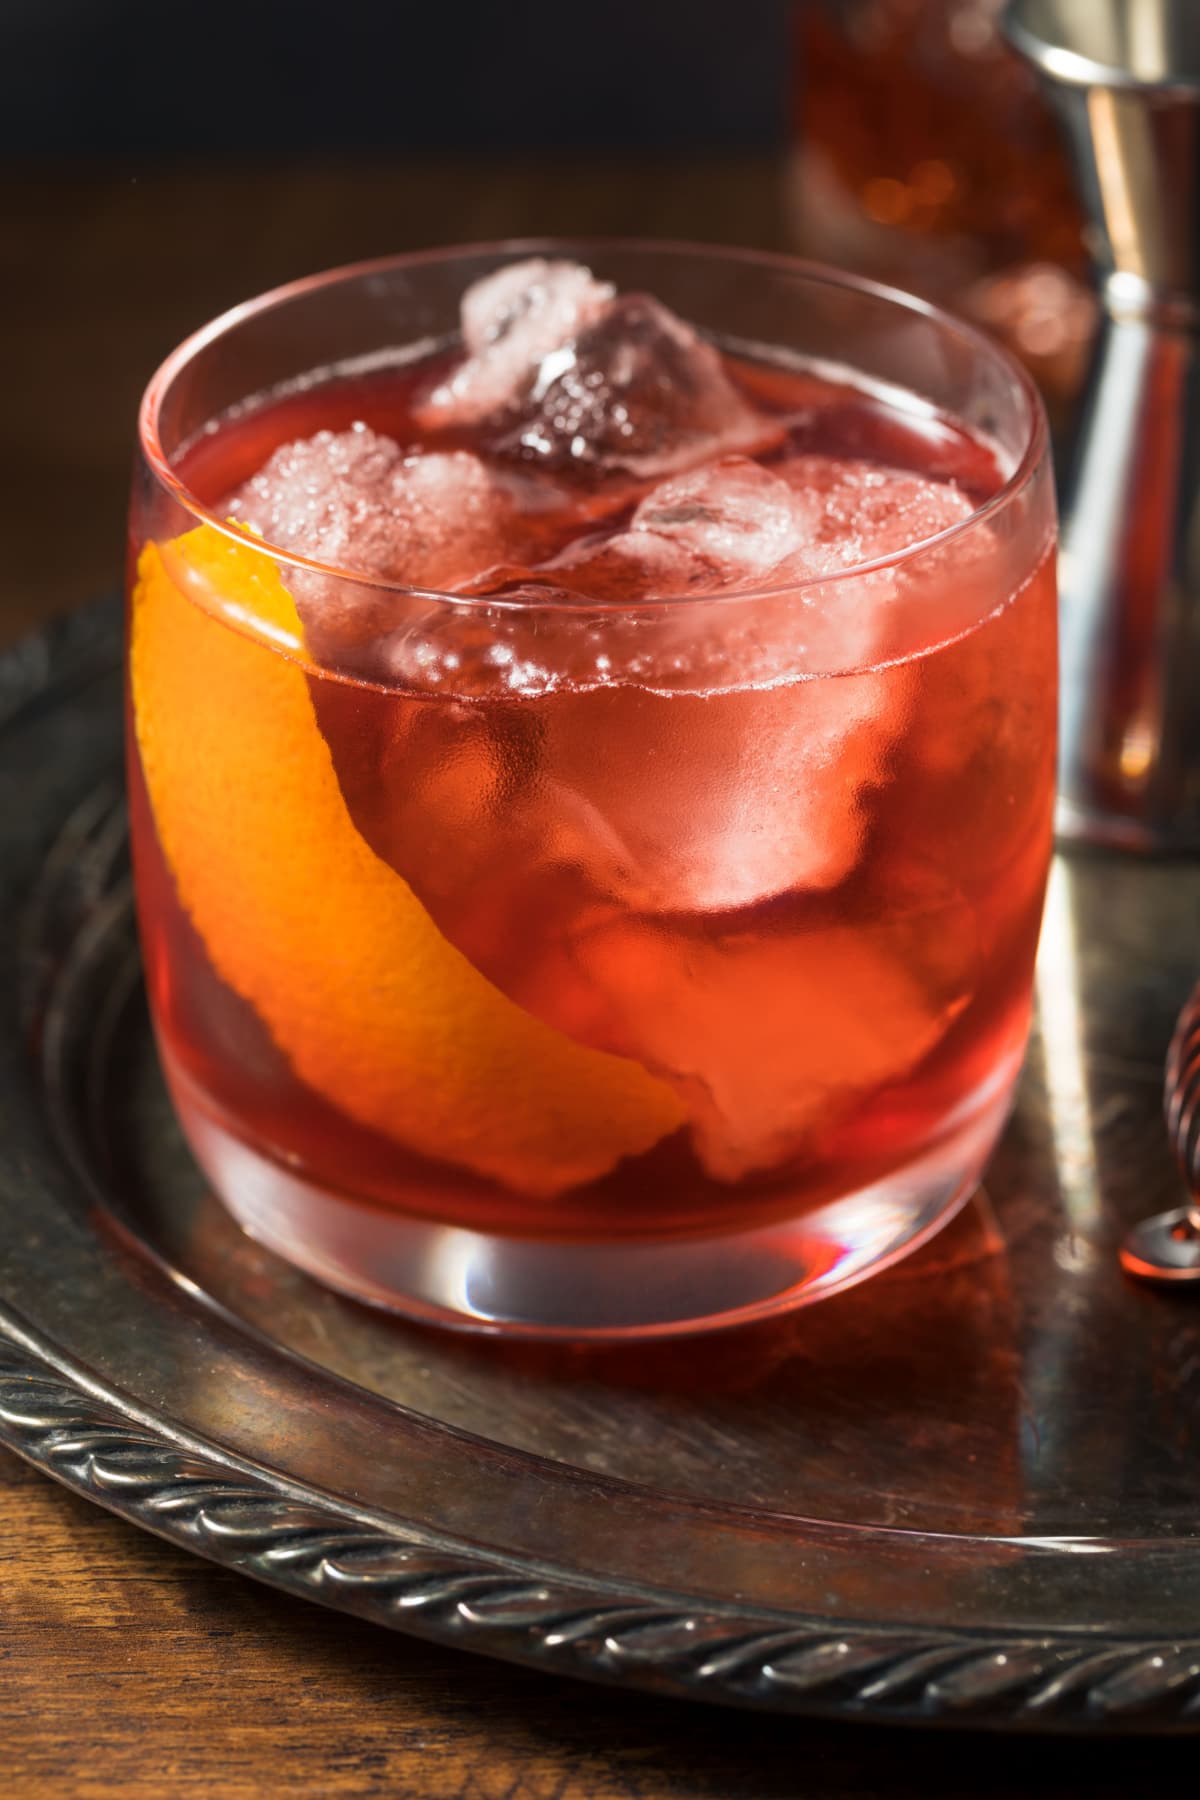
[1005,5,1200,1279]
[1005,0,1200,851]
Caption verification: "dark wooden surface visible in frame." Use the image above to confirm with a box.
[0,157,1189,1796]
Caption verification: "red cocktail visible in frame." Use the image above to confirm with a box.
[128,243,1056,1336]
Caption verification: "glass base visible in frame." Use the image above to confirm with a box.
[168,1065,1017,1341]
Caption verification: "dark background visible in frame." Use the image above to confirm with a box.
[2,0,789,154]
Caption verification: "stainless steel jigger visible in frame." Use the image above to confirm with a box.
[1121,985,1200,1281]
[1005,0,1200,849]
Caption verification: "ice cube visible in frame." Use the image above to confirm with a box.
[419,259,777,476]
[227,424,564,669]
[564,866,978,1180]
[775,453,976,572]
[228,424,522,589]
[533,457,814,602]
[423,258,615,426]
[528,666,901,914]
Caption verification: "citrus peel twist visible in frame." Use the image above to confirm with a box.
[130,525,684,1197]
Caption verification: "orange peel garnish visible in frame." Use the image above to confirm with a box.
[130,525,684,1197]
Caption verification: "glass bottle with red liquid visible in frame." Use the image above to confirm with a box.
[127,242,1056,1337]
[791,0,1095,428]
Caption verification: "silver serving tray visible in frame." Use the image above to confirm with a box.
[3,599,1200,1734]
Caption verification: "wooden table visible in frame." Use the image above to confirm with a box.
[0,158,1189,1797]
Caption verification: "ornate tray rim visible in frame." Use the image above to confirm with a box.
[3,598,1200,1737]
[6,1312,1199,1735]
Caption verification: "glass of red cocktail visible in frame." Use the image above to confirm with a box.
[128,241,1055,1337]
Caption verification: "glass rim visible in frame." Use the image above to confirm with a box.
[137,235,1051,616]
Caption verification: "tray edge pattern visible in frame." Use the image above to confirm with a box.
[2,1326,1199,1731]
